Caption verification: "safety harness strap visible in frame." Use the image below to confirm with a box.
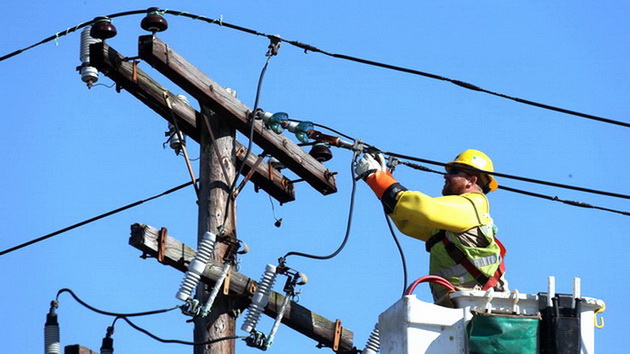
[426,230,506,291]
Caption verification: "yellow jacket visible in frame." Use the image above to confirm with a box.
[390,190,492,241]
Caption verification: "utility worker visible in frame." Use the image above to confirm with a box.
[355,149,508,306]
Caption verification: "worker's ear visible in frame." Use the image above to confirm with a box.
[466,174,478,189]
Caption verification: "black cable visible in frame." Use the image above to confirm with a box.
[115,316,246,346]
[499,185,630,216]
[399,159,630,216]
[384,213,408,297]
[0,180,195,257]
[385,151,630,200]
[56,288,180,317]
[283,152,359,260]
[2,9,625,128]
[0,10,146,62]
[55,288,244,347]
[282,41,629,128]
[222,53,274,228]
[281,116,630,215]
[268,194,283,227]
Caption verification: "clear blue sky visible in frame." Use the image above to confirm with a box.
[1,1,627,353]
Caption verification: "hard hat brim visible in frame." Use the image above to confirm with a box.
[446,162,499,193]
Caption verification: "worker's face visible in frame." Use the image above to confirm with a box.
[442,166,475,196]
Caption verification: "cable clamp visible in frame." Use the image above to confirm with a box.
[180,298,202,317]
[267,35,282,56]
[387,156,400,173]
[351,139,364,153]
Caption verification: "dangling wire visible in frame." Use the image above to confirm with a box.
[282,151,359,260]
[384,213,408,297]
[222,39,277,229]
[268,194,283,227]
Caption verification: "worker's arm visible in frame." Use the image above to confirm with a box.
[392,191,484,233]
[363,169,486,240]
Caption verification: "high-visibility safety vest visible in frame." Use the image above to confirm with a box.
[425,220,505,291]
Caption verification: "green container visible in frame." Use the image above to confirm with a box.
[467,312,540,353]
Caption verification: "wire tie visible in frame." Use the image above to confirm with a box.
[54,33,60,46]
[219,15,224,26]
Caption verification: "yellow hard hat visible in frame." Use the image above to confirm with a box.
[446,149,498,193]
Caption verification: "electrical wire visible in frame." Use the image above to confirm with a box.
[1,9,626,128]
[0,180,195,257]
[114,316,246,346]
[222,52,274,229]
[399,159,630,216]
[499,185,630,216]
[289,120,629,214]
[282,152,359,260]
[384,212,408,297]
[55,288,245,347]
[56,288,180,317]
[385,150,630,200]
[268,194,283,227]
[292,47,630,128]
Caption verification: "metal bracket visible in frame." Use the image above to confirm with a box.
[131,60,139,83]
[248,281,258,296]
[387,156,400,173]
[333,319,342,352]
[223,267,232,295]
[157,227,168,263]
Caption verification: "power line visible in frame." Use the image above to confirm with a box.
[56,288,180,317]
[398,159,630,216]
[1,9,626,128]
[55,288,245,347]
[304,121,629,206]
[288,46,630,128]
[387,151,630,200]
[499,185,630,216]
[0,180,195,257]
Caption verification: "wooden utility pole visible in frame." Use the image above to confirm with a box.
[195,105,237,353]
[91,36,346,353]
